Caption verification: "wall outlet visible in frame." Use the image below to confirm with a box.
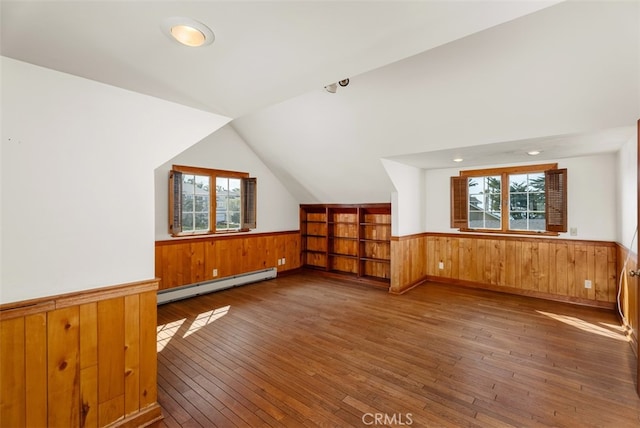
[438,261,444,270]
[282,258,286,265]
[584,279,592,289]
[213,268,218,277]
[277,259,282,266]
[570,227,578,236]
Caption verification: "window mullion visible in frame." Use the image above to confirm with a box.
[502,172,508,232]
[189,180,196,231]
[225,183,231,229]
[210,174,216,233]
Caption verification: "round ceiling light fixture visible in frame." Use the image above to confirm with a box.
[453,158,464,163]
[527,150,541,156]
[161,17,215,47]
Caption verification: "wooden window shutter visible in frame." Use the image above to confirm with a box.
[450,176,468,229]
[242,177,257,229]
[545,168,567,232]
[169,170,183,234]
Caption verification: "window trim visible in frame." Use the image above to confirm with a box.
[169,165,256,236]
[451,163,566,236]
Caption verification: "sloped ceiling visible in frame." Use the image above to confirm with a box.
[2,1,639,203]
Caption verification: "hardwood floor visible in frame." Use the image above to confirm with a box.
[156,272,640,427]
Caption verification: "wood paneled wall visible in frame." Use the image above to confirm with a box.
[391,233,618,308]
[0,280,162,428]
[425,234,617,308]
[617,243,638,354]
[390,234,428,294]
[155,231,301,290]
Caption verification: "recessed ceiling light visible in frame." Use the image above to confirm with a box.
[453,158,464,163]
[527,150,541,156]
[161,17,214,47]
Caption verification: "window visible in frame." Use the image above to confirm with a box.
[468,175,501,229]
[451,164,567,235]
[508,172,545,231]
[181,173,211,232]
[216,177,241,231]
[169,165,257,236]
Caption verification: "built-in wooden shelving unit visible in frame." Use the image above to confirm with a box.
[300,203,391,288]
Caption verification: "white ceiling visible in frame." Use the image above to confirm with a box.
[385,126,635,170]
[2,1,639,203]
[1,0,560,118]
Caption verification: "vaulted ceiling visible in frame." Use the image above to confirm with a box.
[2,1,638,203]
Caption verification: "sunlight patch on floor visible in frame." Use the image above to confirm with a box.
[536,310,628,341]
[156,305,231,351]
[183,305,230,338]
[157,318,186,351]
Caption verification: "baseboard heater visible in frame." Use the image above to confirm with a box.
[157,267,277,305]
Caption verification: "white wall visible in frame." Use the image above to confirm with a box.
[381,159,422,236]
[155,124,300,240]
[424,154,618,241]
[617,133,638,252]
[1,57,230,303]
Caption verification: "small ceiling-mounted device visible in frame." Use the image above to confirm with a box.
[325,78,350,93]
[324,83,338,93]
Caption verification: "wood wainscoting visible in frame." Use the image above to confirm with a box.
[155,231,301,291]
[617,242,639,355]
[392,233,618,309]
[0,279,162,428]
[390,234,429,294]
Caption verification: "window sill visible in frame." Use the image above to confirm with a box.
[459,228,560,237]
[171,229,251,238]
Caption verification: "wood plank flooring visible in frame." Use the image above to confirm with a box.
[156,272,640,427]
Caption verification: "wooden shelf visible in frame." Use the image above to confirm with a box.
[329,253,358,259]
[300,203,391,287]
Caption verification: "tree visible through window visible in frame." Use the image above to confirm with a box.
[509,172,545,231]
[216,177,241,231]
[169,165,256,236]
[180,174,210,232]
[468,175,501,229]
[451,164,567,234]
